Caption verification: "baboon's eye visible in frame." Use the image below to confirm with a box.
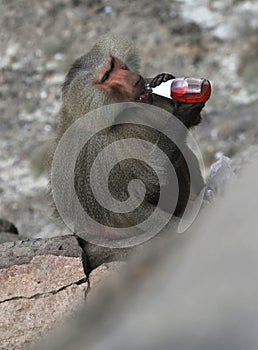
[101,72,110,83]
[110,58,115,70]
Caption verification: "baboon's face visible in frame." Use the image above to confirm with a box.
[96,56,152,103]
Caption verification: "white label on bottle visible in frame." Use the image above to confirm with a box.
[151,79,174,99]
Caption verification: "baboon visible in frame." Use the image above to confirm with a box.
[56,35,204,141]
[51,34,205,239]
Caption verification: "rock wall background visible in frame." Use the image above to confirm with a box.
[0,0,258,238]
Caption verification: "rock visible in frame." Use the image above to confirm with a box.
[88,262,127,302]
[0,235,88,350]
[0,283,87,350]
[0,235,82,269]
[0,218,18,234]
[0,218,19,244]
[0,255,86,302]
[204,155,235,202]
[0,232,19,244]
[76,238,131,276]
[0,234,134,349]
[32,161,258,350]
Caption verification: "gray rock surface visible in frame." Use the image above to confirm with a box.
[33,161,258,350]
[0,235,82,269]
[0,232,19,244]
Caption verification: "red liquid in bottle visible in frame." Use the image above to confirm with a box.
[171,78,211,103]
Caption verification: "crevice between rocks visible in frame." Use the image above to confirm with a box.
[0,277,89,304]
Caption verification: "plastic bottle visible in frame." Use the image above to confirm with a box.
[149,77,211,103]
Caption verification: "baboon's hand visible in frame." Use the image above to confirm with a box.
[173,100,205,128]
[149,73,175,87]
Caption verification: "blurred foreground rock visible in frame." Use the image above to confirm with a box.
[33,161,258,350]
[87,262,127,303]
